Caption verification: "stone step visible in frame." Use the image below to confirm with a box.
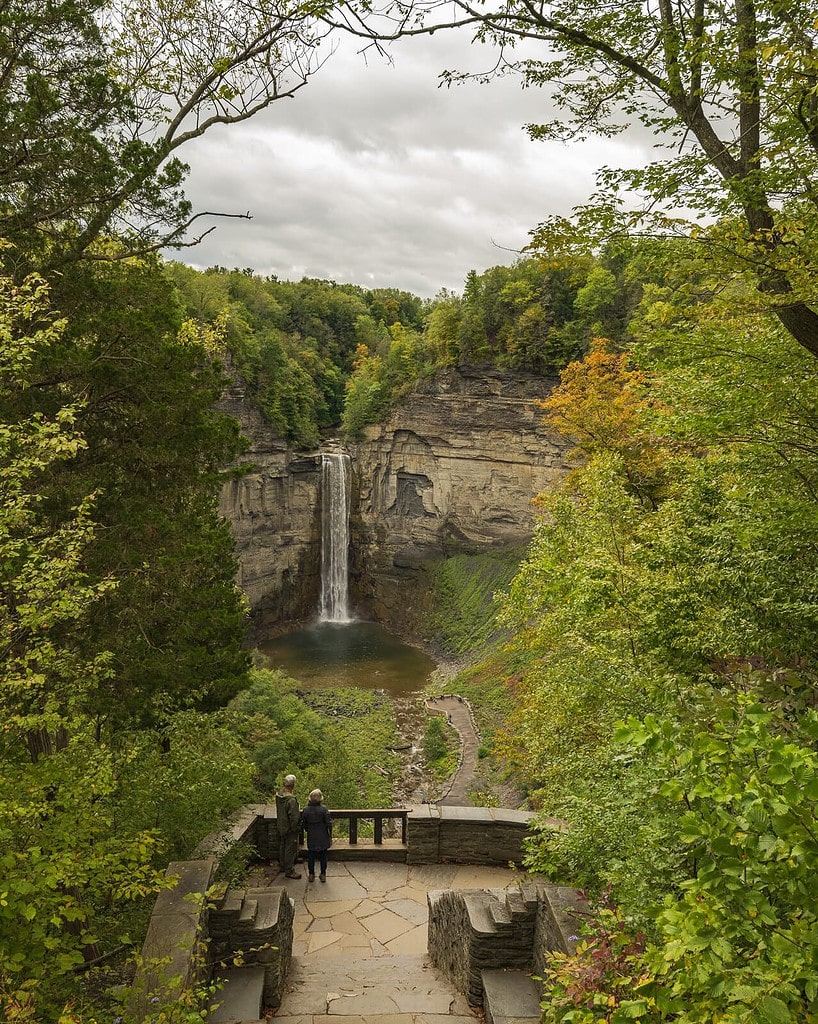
[279,953,459,1017]
[463,894,498,936]
[505,889,528,919]
[218,895,244,917]
[208,964,266,1022]
[237,898,257,924]
[481,969,542,1024]
[489,898,512,928]
[273,1016,471,1024]
[519,881,540,910]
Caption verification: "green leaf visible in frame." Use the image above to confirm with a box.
[612,999,650,1019]
[759,995,792,1024]
[768,763,793,785]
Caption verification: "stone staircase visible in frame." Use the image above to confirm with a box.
[279,953,467,1017]
[428,880,586,1010]
[200,871,586,1023]
[207,886,294,1015]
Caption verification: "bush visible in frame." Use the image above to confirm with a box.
[424,716,449,763]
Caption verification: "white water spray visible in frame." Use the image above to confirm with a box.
[319,452,352,622]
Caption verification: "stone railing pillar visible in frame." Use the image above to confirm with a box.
[406,803,441,863]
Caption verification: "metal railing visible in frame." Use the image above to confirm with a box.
[301,808,408,845]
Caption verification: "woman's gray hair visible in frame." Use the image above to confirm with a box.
[309,788,323,803]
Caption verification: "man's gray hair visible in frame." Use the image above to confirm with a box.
[284,774,296,787]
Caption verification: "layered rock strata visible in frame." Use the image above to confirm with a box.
[349,368,570,630]
[216,371,321,633]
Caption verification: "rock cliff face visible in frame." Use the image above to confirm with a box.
[216,372,321,635]
[348,368,570,631]
[217,367,571,637]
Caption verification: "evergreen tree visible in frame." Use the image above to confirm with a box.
[457,270,491,365]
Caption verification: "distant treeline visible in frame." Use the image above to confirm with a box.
[167,239,663,444]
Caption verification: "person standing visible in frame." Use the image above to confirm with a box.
[275,774,301,879]
[301,789,332,882]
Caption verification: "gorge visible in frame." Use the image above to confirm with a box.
[218,366,572,641]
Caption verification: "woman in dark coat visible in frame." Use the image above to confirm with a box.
[300,789,332,882]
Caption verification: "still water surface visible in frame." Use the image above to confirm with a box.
[257,620,436,696]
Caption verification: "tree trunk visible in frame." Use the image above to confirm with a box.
[26,726,70,763]
[771,302,818,358]
[27,728,53,762]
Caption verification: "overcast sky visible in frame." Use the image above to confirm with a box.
[178,31,653,298]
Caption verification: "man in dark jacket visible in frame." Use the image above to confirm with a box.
[275,774,301,878]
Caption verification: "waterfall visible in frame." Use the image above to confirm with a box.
[319,451,352,623]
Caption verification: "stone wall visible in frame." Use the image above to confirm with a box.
[533,883,591,977]
[132,858,217,1018]
[132,807,260,1017]
[426,889,474,999]
[208,887,294,1007]
[248,802,540,868]
[427,885,540,1005]
[426,881,587,1007]
[406,805,537,866]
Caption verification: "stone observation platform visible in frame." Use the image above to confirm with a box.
[136,804,586,1024]
[237,859,522,1022]
[135,695,584,1022]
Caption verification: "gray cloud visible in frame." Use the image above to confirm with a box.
[176,32,651,296]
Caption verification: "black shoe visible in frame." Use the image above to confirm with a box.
[319,873,326,882]
[285,871,302,879]
[308,873,315,882]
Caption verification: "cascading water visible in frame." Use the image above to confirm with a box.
[319,451,352,623]
[259,448,434,693]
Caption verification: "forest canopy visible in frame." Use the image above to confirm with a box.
[168,248,639,442]
[334,0,818,357]
[482,259,818,1020]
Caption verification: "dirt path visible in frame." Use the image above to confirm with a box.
[424,695,480,806]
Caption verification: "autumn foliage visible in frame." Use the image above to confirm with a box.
[538,338,670,504]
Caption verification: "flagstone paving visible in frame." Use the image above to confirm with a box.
[264,860,522,1022]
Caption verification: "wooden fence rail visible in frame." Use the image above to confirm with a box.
[301,807,409,845]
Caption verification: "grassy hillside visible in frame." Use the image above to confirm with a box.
[427,546,526,657]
